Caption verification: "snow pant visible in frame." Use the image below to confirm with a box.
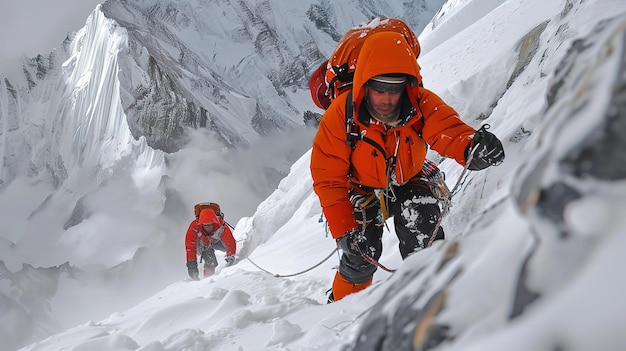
[333,178,445,300]
[200,241,227,276]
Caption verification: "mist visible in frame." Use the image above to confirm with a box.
[0,122,317,349]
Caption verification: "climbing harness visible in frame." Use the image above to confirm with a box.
[349,158,453,272]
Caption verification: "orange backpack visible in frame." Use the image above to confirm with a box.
[309,17,422,110]
[194,202,222,219]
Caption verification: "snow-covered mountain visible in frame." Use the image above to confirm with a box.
[3,0,626,350]
[0,1,444,349]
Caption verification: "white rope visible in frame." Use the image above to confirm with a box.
[246,248,338,278]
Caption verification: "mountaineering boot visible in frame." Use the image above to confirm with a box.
[326,288,335,304]
[330,272,373,301]
[327,292,335,304]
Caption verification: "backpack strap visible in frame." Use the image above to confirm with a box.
[344,91,388,159]
[345,90,357,147]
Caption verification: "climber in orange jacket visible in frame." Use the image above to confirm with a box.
[310,31,505,301]
[185,207,236,280]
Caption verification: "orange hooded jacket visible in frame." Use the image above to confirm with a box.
[185,208,236,262]
[311,31,476,239]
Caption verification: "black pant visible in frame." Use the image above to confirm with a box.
[200,241,226,270]
[339,179,445,284]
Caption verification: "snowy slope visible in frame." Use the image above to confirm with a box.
[3,0,626,350]
[0,1,445,350]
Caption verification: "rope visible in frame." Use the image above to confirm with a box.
[225,220,235,230]
[426,143,478,248]
[352,219,397,273]
[230,215,338,277]
[362,253,396,273]
[246,248,339,278]
[342,146,479,269]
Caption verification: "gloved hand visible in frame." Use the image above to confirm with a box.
[225,255,236,267]
[187,261,199,280]
[466,125,505,171]
[337,230,372,257]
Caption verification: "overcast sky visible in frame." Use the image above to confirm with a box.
[0,0,102,76]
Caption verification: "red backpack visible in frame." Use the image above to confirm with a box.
[309,17,422,110]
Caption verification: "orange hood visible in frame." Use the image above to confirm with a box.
[352,31,421,112]
[198,208,220,232]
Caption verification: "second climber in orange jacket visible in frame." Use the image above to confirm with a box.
[185,208,236,280]
[311,31,505,302]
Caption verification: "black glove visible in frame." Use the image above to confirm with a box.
[337,230,373,257]
[466,125,505,171]
[225,256,236,267]
[187,261,199,280]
